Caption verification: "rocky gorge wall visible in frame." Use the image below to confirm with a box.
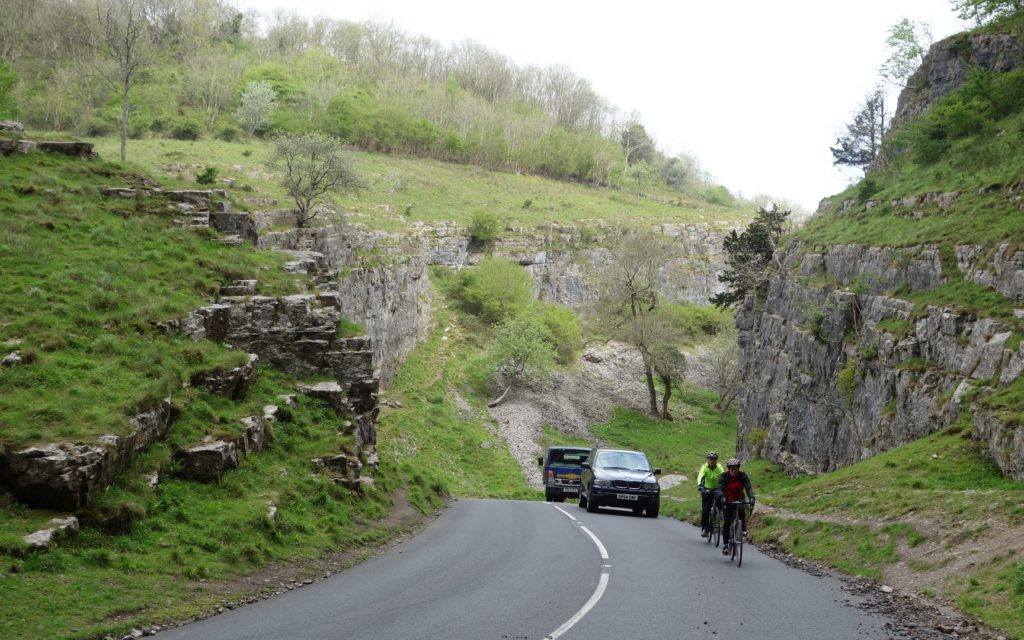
[736,241,1024,479]
[257,219,732,386]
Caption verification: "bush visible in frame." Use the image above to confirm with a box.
[0,62,17,118]
[195,167,218,185]
[170,119,201,140]
[455,256,533,324]
[216,124,240,142]
[1014,561,1024,595]
[536,303,582,364]
[469,211,502,248]
[704,184,735,207]
[86,119,116,137]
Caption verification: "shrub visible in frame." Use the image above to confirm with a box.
[535,303,582,364]
[1014,561,1024,595]
[704,184,735,207]
[469,211,502,249]
[195,167,218,185]
[455,256,533,324]
[170,119,201,140]
[216,124,240,142]
[86,119,116,137]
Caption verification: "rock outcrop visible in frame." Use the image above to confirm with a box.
[0,399,172,510]
[736,243,1024,478]
[893,32,1024,127]
[189,354,259,400]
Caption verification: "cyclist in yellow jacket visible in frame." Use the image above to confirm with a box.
[696,451,725,536]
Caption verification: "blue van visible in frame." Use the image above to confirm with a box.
[537,446,591,502]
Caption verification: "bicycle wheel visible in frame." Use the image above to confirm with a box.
[704,508,714,544]
[711,509,721,547]
[737,529,744,567]
[730,518,740,562]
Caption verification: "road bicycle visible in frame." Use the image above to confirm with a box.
[725,500,752,566]
[703,491,721,548]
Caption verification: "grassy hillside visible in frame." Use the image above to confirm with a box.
[0,150,304,449]
[83,136,751,231]
[747,425,1024,636]
[801,68,1024,247]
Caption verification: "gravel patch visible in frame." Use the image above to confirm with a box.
[488,342,651,489]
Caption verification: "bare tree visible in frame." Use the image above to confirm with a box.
[705,333,741,423]
[95,0,153,162]
[269,132,361,228]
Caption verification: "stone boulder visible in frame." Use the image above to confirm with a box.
[36,141,95,159]
[189,354,259,400]
[0,120,26,133]
[174,440,238,481]
[239,415,269,455]
[0,444,109,511]
[24,517,79,549]
[209,212,256,243]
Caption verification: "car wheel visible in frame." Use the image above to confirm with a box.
[578,490,588,509]
[645,502,660,518]
[632,506,644,516]
[585,486,599,513]
[555,496,565,503]
[545,491,553,502]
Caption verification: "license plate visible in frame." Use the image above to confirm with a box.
[563,488,578,494]
[616,494,638,501]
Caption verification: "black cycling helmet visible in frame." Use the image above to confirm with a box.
[726,458,741,468]
[707,451,718,459]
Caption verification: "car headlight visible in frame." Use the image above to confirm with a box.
[593,478,611,488]
[644,481,660,491]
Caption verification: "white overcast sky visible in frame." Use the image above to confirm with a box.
[240,0,968,211]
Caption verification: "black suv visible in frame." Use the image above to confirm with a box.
[579,448,661,517]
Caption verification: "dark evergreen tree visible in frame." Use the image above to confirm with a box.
[830,89,890,172]
[710,206,790,309]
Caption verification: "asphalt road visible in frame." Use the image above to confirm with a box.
[159,499,888,640]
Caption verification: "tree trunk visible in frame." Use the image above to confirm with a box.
[487,384,513,408]
[644,364,658,415]
[659,373,672,420]
[119,91,128,162]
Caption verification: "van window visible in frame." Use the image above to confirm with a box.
[550,450,588,465]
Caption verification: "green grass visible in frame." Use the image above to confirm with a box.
[0,367,434,640]
[738,425,1024,637]
[0,151,303,448]
[801,106,1024,248]
[376,294,536,501]
[85,137,752,231]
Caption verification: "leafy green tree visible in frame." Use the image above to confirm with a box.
[830,88,890,172]
[269,132,361,227]
[880,18,932,87]
[625,160,660,198]
[485,313,556,407]
[457,256,534,324]
[951,0,1024,24]
[236,80,277,136]
[593,231,679,417]
[536,302,582,365]
[711,206,790,309]
[621,120,655,166]
[469,211,502,249]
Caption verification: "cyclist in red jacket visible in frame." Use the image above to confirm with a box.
[718,458,755,554]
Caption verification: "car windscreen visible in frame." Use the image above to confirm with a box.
[595,451,651,471]
[549,449,589,465]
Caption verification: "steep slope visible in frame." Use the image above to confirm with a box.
[737,28,1024,479]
